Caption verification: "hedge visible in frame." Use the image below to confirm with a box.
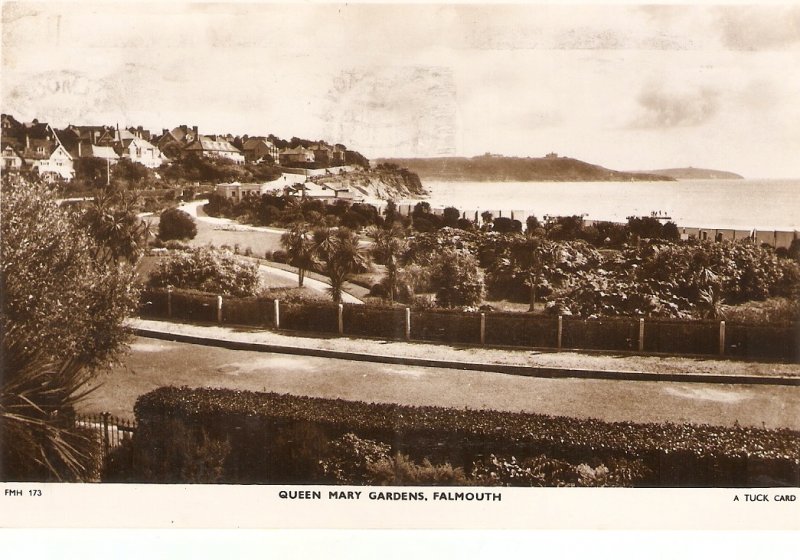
[132,386,800,486]
[411,310,481,344]
[342,304,407,339]
[136,289,799,362]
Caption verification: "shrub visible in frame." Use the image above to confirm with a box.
[158,207,197,241]
[133,387,800,486]
[147,247,260,297]
[430,248,484,308]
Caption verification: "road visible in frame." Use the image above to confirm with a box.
[80,337,800,430]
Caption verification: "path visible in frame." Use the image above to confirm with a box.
[80,336,800,430]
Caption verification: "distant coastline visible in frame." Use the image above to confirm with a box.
[635,167,744,180]
[377,155,675,183]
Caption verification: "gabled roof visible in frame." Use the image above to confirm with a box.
[186,136,241,153]
[281,146,314,155]
[69,142,119,160]
[243,137,276,150]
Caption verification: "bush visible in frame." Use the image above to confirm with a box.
[147,247,260,297]
[158,207,197,241]
[132,387,800,486]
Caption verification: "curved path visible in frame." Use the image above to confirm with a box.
[176,199,364,303]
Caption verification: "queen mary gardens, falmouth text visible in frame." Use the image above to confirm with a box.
[278,490,503,502]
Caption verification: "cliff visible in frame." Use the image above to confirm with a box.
[377,155,675,182]
[315,166,427,200]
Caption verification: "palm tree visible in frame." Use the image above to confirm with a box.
[368,224,409,304]
[312,227,369,303]
[280,221,317,288]
[510,236,562,312]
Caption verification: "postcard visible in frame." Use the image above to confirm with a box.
[1,0,798,532]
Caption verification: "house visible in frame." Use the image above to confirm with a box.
[68,141,120,164]
[242,137,279,163]
[117,135,167,168]
[1,143,24,173]
[184,136,245,164]
[285,181,358,203]
[156,125,199,159]
[279,146,315,165]
[1,113,22,136]
[127,126,153,142]
[31,143,74,181]
[3,119,75,180]
[215,181,278,201]
[60,124,112,147]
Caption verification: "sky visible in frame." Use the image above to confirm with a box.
[2,1,800,178]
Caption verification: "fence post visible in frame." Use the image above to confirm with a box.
[274,299,280,330]
[557,315,563,350]
[405,307,411,341]
[480,312,486,345]
[719,321,726,356]
[167,286,173,318]
[217,295,223,323]
[101,412,110,457]
[338,303,344,335]
[639,318,645,352]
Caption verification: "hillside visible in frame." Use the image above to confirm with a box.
[315,166,427,200]
[639,167,744,180]
[377,155,675,182]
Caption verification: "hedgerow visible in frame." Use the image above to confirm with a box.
[132,387,800,486]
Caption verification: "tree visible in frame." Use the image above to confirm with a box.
[75,188,150,264]
[312,227,369,303]
[369,224,410,304]
[280,222,317,288]
[72,156,111,188]
[158,207,197,241]
[442,207,461,228]
[430,248,484,308]
[1,179,140,480]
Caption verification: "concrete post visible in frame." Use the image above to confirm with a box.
[274,299,280,329]
[557,315,563,350]
[167,286,173,318]
[480,312,486,345]
[405,308,411,341]
[338,303,344,335]
[639,318,645,352]
[217,295,223,323]
[719,321,726,356]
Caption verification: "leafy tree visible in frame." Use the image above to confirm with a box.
[147,247,260,297]
[430,248,484,308]
[312,227,369,303]
[111,159,153,186]
[280,222,317,288]
[158,207,197,241]
[1,179,140,480]
[492,216,522,233]
[72,156,111,188]
[75,188,150,264]
[442,207,460,228]
[487,235,599,312]
[369,224,411,304]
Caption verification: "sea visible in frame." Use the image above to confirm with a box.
[396,178,800,231]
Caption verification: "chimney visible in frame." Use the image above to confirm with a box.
[163,128,168,136]
[192,125,198,137]
[26,134,30,149]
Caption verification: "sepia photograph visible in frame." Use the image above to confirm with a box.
[1,0,799,531]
